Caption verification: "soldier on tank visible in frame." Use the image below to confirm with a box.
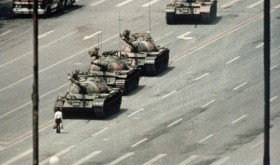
[88,47,100,59]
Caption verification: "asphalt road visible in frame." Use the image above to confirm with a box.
[0,0,280,164]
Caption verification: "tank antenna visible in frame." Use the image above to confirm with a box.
[148,0,151,34]
[118,10,121,50]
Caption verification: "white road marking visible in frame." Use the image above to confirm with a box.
[162,90,176,98]
[142,0,160,7]
[199,134,214,143]
[255,42,264,48]
[128,108,144,117]
[107,152,134,165]
[72,151,102,165]
[83,31,102,40]
[167,118,182,127]
[0,31,77,69]
[92,127,108,137]
[270,65,277,70]
[38,30,54,39]
[232,115,247,124]
[250,140,263,149]
[164,31,174,36]
[154,37,163,41]
[226,56,240,64]
[143,154,167,165]
[201,100,216,108]
[233,82,247,91]
[90,0,106,6]
[177,155,199,165]
[0,30,28,46]
[40,145,75,165]
[247,0,263,9]
[221,0,239,9]
[116,0,134,7]
[2,149,32,165]
[270,96,278,102]
[177,32,193,40]
[131,138,148,147]
[0,34,117,94]
[0,30,12,37]
[210,157,230,165]
[273,4,280,9]
[249,159,262,165]
[195,73,209,81]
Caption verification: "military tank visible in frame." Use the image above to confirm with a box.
[87,49,141,95]
[165,0,217,24]
[53,70,122,119]
[119,29,169,76]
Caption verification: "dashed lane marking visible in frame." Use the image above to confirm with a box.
[128,108,144,117]
[0,30,12,37]
[0,30,28,46]
[143,154,167,165]
[40,145,75,165]
[247,0,263,9]
[116,0,134,7]
[177,155,199,165]
[2,149,32,165]
[274,4,280,9]
[90,0,106,6]
[195,73,209,81]
[270,96,278,102]
[167,118,182,127]
[38,30,54,39]
[270,65,277,70]
[232,115,247,124]
[142,0,160,7]
[199,134,214,143]
[233,82,247,91]
[255,42,264,48]
[221,0,239,9]
[210,157,230,165]
[131,138,147,147]
[72,151,102,165]
[226,56,240,64]
[250,140,263,149]
[107,152,134,165]
[92,127,108,137]
[83,31,102,40]
[162,90,176,98]
[201,100,216,108]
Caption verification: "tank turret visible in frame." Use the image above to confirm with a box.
[118,29,170,76]
[87,49,141,95]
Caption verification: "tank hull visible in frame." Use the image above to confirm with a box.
[54,90,122,119]
[88,68,141,95]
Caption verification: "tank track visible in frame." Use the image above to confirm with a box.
[145,50,169,76]
[94,91,122,119]
[115,71,140,95]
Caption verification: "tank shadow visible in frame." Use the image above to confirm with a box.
[143,66,174,77]
[125,85,145,96]
[166,16,222,25]
[63,108,127,120]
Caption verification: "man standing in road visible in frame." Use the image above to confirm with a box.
[54,110,63,133]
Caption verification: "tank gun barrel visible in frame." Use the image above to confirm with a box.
[68,75,82,87]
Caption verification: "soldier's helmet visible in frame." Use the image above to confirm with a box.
[88,47,100,57]
[121,29,130,39]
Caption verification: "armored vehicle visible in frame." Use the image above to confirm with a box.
[119,30,169,76]
[165,0,217,24]
[53,71,122,119]
[87,49,141,95]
